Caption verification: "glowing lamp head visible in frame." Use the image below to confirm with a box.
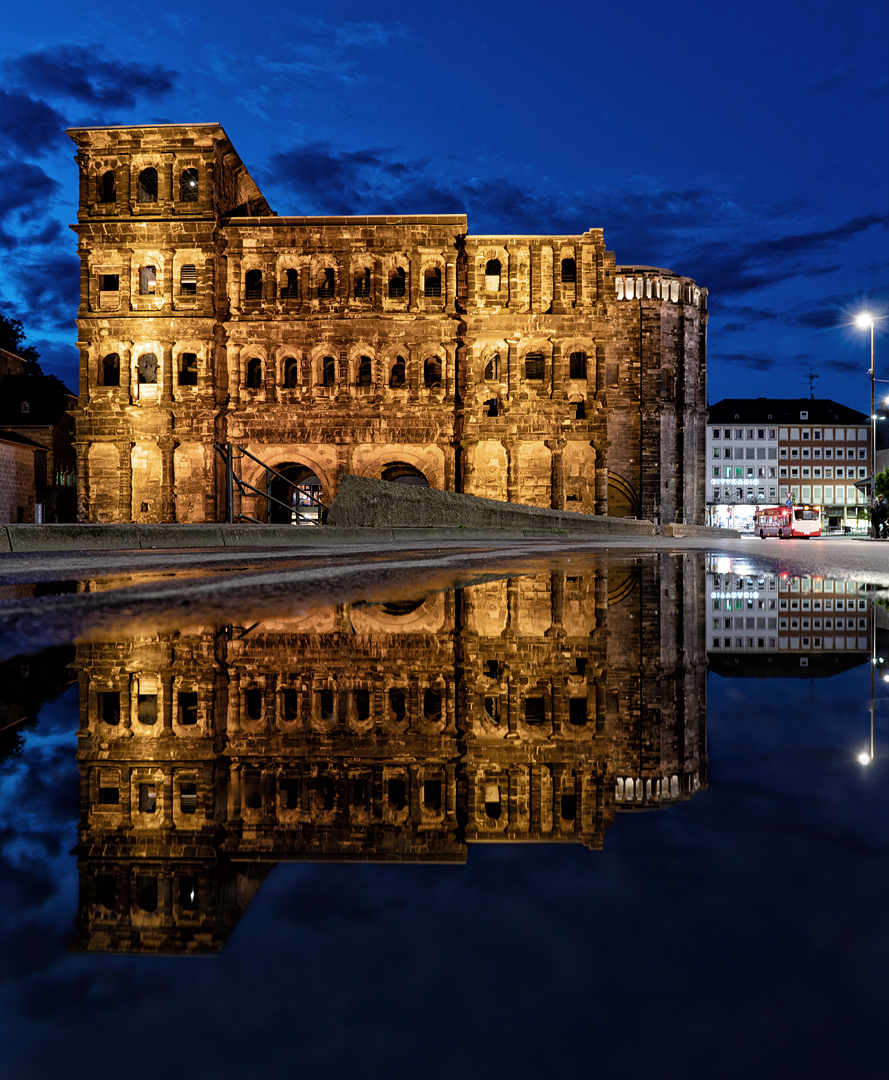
[858,752,871,765]
[856,314,873,329]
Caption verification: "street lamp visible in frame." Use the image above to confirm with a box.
[856,314,876,510]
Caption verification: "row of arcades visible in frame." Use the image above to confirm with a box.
[86,339,613,400]
[86,679,604,738]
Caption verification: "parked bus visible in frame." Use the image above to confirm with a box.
[753,505,822,539]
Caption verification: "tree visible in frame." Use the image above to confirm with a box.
[0,313,42,370]
[876,466,889,499]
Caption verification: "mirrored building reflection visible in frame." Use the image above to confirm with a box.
[70,556,708,953]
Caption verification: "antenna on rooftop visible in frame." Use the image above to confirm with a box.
[803,371,819,399]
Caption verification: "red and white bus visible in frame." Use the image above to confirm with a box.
[753,505,822,539]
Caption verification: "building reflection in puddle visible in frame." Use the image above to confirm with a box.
[70,556,709,954]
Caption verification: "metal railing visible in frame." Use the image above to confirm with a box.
[214,444,328,525]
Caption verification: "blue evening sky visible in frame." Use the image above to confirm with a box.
[0,0,887,408]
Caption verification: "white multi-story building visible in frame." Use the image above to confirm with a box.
[706,399,871,529]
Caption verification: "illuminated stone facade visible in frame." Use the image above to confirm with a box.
[70,561,707,953]
[68,123,708,525]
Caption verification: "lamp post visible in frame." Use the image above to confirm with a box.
[856,314,876,508]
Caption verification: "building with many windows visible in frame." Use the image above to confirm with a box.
[706,399,872,529]
[67,123,708,526]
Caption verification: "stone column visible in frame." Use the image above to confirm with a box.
[228,344,241,406]
[506,441,519,503]
[547,439,565,510]
[529,765,543,835]
[159,676,174,739]
[160,438,176,521]
[120,342,132,403]
[445,255,457,311]
[118,441,133,522]
[551,341,564,397]
[161,342,174,403]
[76,440,89,522]
[507,343,519,400]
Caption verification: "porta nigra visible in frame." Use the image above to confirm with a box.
[68,123,708,525]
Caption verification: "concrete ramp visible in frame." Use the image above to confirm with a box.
[327,475,656,535]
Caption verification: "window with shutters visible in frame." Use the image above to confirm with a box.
[137,167,158,203]
[180,264,197,295]
[180,168,198,202]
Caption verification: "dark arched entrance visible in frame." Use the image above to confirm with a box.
[268,462,323,523]
[381,462,430,487]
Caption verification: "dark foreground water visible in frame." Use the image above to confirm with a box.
[1,550,887,1080]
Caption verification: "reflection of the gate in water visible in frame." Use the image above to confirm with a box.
[69,558,708,954]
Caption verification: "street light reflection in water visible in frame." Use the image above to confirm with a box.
[1,552,886,1080]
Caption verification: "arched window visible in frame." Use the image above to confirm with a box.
[561,257,576,283]
[354,267,371,297]
[485,259,501,292]
[317,268,335,298]
[280,269,300,299]
[283,357,300,388]
[101,353,120,387]
[569,352,587,379]
[99,170,116,203]
[424,267,442,297]
[137,353,157,385]
[389,357,406,388]
[388,266,406,298]
[179,353,198,386]
[180,168,199,202]
[180,264,197,295]
[424,358,442,388]
[245,269,263,300]
[524,353,545,380]
[140,265,157,295]
[246,358,262,389]
[424,689,443,723]
[484,354,500,381]
[322,356,336,387]
[137,167,158,203]
[574,401,586,420]
[245,689,263,720]
[357,356,373,387]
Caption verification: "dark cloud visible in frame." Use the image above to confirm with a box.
[0,91,67,155]
[29,338,80,393]
[721,322,755,333]
[4,45,177,110]
[0,156,61,248]
[0,253,81,333]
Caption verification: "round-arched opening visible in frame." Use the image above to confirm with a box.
[381,462,430,487]
[267,462,324,524]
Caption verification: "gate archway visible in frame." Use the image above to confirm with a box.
[381,462,430,487]
[268,462,323,523]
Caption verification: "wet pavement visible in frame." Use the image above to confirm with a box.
[1,539,887,1079]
